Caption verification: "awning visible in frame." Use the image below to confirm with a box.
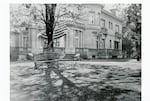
[37,21,67,39]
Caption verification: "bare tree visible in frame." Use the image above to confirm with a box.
[45,4,56,50]
[12,4,85,51]
[39,4,85,50]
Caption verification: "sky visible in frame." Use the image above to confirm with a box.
[103,4,114,11]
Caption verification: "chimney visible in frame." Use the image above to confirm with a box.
[110,9,117,16]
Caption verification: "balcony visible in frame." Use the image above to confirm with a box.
[115,32,122,40]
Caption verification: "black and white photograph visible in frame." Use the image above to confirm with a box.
[9,3,141,101]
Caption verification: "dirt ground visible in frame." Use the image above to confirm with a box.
[10,59,141,101]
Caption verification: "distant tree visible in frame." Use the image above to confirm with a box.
[44,4,86,50]
[122,37,134,58]
[24,4,85,50]
[125,4,141,58]
[25,4,57,50]
[116,4,141,58]
[11,4,86,50]
[10,4,33,33]
[112,4,130,19]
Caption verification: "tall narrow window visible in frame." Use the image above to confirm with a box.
[98,13,101,25]
[79,31,82,48]
[89,13,95,24]
[102,39,105,49]
[23,36,28,48]
[109,22,113,29]
[74,30,83,48]
[114,41,119,49]
[75,30,79,48]
[109,21,111,29]
[110,40,112,49]
[101,19,105,27]
[56,39,60,47]
[54,39,60,47]
[96,41,98,49]
[81,31,83,48]
[111,22,113,29]
[96,36,99,49]
[115,24,119,32]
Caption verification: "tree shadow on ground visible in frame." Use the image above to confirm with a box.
[85,59,133,62]
[40,66,141,101]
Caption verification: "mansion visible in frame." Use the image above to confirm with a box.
[10,4,123,61]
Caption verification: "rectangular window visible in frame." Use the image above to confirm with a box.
[109,22,113,29]
[23,36,28,48]
[75,30,78,37]
[74,30,83,48]
[110,40,111,48]
[109,22,111,29]
[54,39,60,47]
[96,36,99,49]
[102,39,105,49]
[98,13,101,25]
[96,41,98,49]
[101,19,105,27]
[79,31,82,48]
[89,13,95,24]
[115,24,119,32]
[75,38,79,48]
[114,41,119,49]
[74,30,79,48]
[111,22,113,29]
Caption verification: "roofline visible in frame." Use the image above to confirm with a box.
[83,4,104,9]
[101,9,123,23]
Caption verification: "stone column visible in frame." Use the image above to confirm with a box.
[65,29,75,54]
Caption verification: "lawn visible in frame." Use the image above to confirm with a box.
[10,60,141,101]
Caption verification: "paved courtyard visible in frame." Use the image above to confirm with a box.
[10,59,141,101]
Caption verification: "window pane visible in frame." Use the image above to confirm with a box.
[110,41,111,48]
[111,23,113,29]
[115,24,119,32]
[109,22,110,28]
[102,39,105,49]
[89,13,95,24]
[23,36,27,48]
[98,13,101,25]
[101,19,105,27]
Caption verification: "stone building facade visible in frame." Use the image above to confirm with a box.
[10,4,123,61]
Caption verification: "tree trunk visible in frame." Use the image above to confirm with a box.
[45,4,56,51]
